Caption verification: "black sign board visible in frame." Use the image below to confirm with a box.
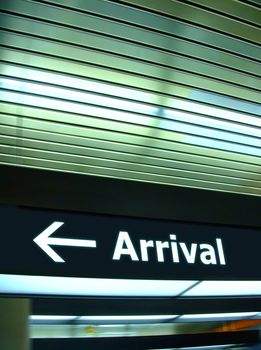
[0,206,260,280]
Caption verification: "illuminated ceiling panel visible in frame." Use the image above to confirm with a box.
[0,0,260,196]
[1,274,261,298]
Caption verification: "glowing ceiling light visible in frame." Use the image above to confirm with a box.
[78,315,178,322]
[29,315,76,321]
[177,312,259,322]
[183,281,261,297]
[0,274,197,297]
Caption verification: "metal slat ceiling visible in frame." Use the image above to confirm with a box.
[0,0,260,196]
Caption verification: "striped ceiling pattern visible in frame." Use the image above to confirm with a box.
[0,0,260,196]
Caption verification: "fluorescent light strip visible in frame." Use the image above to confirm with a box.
[182,312,259,318]
[183,281,261,297]
[1,275,261,297]
[177,312,259,322]
[0,274,197,297]
[178,346,237,350]
[153,346,237,350]
[29,312,261,324]
[29,316,76,321]
[78,315,177,322]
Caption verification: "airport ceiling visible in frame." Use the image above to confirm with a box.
[0,0,260,196]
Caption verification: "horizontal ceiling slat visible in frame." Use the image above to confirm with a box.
[1,47,259,115]
[1,153,260,196]
[0,0,260,196]
[1,80,260,145]
[1,76,260,132]
[2,32,260,102]
[0,0,260,60]
[1,13,260,77]
[2,124,260,175]
[111,0,261,44]
[1,135,260,186]
[243,0,261,7]
[38,0,261,50]
[1,144,261,191]
[1,110,260,166]
[1,90,260,157]
[1,64,260,123]
[180,0,261,26]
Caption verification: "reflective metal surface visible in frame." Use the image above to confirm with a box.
[0,0,260,196]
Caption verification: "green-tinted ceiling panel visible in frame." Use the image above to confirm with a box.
[2,142,261,189]
[184,0,260,25]
[0,0,260,196]
[1,135,260,185]
[1,14,260,76]
[2,32,260,101]
[1,110,260,165]
[1,28,260,91]
[1,48,259,115]
[0,0,260,59]
[1,152,260,196]
[1,64,260,120]
[2,123,260,174]
[114,0,261,44]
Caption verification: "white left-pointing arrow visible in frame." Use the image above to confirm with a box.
[33,222,97,263]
